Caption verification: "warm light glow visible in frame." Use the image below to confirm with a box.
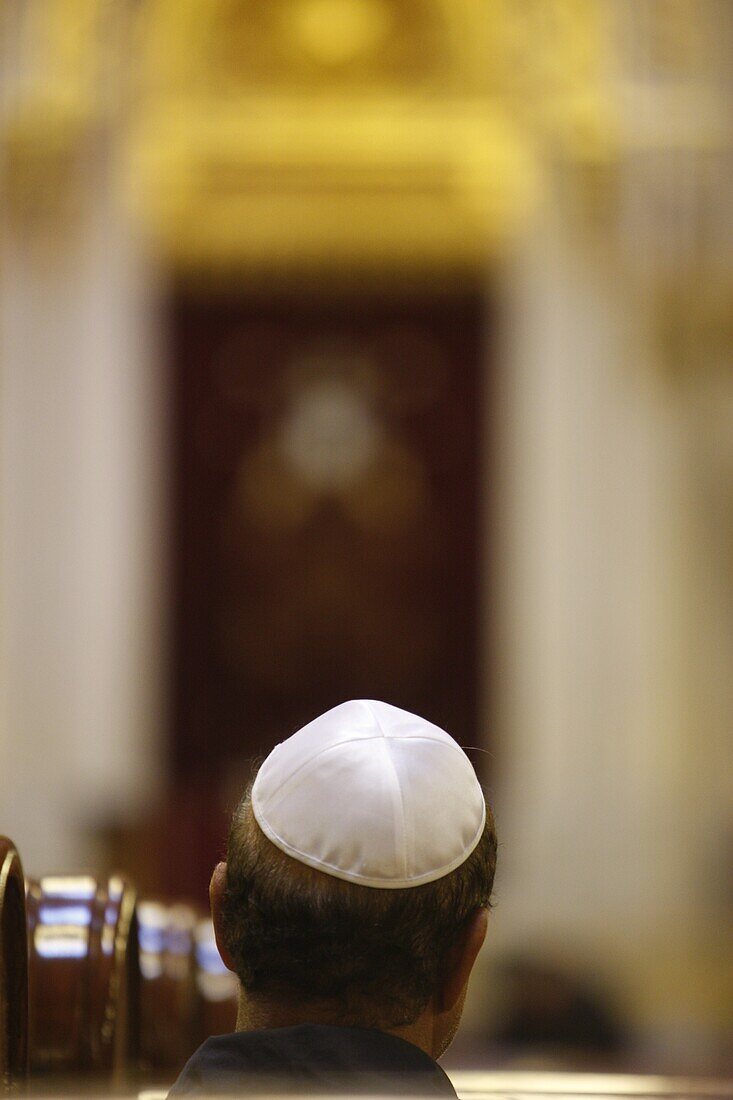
[286,0,392,66]
[39,875,97,899]
[38,904,91,926]
[34,925,89,959]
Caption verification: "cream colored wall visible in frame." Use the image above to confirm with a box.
[466,176,733,1066]
[0,154,165,877]
[493,189,676,941]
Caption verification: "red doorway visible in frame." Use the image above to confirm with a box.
[165,285,487,898]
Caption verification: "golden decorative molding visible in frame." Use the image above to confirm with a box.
[3,1,729,272]
[124,0,616,270]
[127,93,539,272]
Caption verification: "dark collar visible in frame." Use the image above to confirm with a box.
[170,1024,457,1096]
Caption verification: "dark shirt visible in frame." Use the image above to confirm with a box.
[169,1024,457,1096]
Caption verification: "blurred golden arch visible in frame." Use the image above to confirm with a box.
[130,0,614,272]
[3,0,617,271]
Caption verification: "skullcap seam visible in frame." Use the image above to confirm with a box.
[366,701,408,879]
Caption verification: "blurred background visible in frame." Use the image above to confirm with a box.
[1,0,732,1080]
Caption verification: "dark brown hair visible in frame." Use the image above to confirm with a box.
[221,790,497,1029]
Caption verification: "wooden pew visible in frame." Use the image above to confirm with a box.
[137,900,198,1075]
[24,875,235,1083]
[26,873,139,1080]
[137,903,237,1077]
[0,838,28,1091]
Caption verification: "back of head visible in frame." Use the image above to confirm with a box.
[220,700,497,1032]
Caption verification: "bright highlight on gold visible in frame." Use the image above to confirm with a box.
[287,0,392,66]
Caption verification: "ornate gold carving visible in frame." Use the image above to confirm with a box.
[126,0,606,269]
[4,2,728,272]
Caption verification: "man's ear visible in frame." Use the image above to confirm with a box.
[437,907,489,1013]
[209,861,237,973]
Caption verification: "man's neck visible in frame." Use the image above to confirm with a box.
[235,995,437,1061]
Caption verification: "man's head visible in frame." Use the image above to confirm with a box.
[210,701,497,1058]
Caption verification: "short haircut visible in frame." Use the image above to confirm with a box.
[221,787,497,1030]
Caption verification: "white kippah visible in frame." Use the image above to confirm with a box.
[250,699,486,889]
